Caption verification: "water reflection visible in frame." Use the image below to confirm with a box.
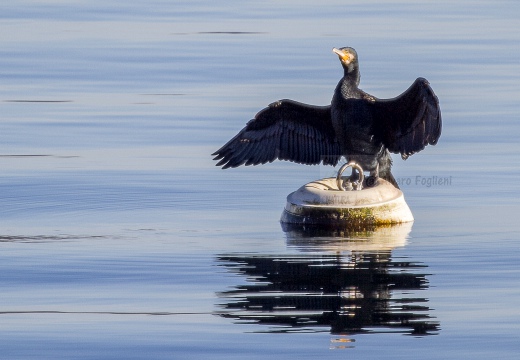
[216,223,439,335]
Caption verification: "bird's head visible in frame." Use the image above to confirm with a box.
[333,47,357,65]
[332,47,359,81]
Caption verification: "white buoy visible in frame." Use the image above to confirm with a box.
[280,161,414,228]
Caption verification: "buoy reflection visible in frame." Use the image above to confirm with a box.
[216,223,439,336]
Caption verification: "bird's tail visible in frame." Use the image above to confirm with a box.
[381,171,400,189]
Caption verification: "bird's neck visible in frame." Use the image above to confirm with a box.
[343,66,360,87]
[336,70,361,99]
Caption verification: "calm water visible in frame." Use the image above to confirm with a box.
[1,1,519,359]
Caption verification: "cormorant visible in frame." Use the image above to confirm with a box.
[213,47,441,187]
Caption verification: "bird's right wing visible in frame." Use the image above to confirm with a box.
[213,99,341,169]
[370,77,442,159]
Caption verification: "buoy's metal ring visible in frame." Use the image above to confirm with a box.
[336,161,364,191]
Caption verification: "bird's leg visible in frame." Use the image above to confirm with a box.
[349,168,359,182]
[366,163,379,187]
[370,163,380,178]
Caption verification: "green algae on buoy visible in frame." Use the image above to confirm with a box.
[280,162,414,228]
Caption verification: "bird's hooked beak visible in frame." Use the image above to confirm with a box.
[332,47,354,65]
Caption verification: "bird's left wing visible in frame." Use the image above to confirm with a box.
[369,77,442,159]
[213,99,341,169]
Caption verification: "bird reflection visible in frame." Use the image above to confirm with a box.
[216,223,439,336]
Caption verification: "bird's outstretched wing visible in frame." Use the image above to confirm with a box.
[213,99,341,169]
[370,77,442,159]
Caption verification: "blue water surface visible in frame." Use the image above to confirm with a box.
[0,1,519,359]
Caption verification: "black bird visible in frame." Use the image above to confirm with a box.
[213,47,441,187]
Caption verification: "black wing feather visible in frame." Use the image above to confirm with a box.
[213,99,341,168]
[370,77,442,159]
